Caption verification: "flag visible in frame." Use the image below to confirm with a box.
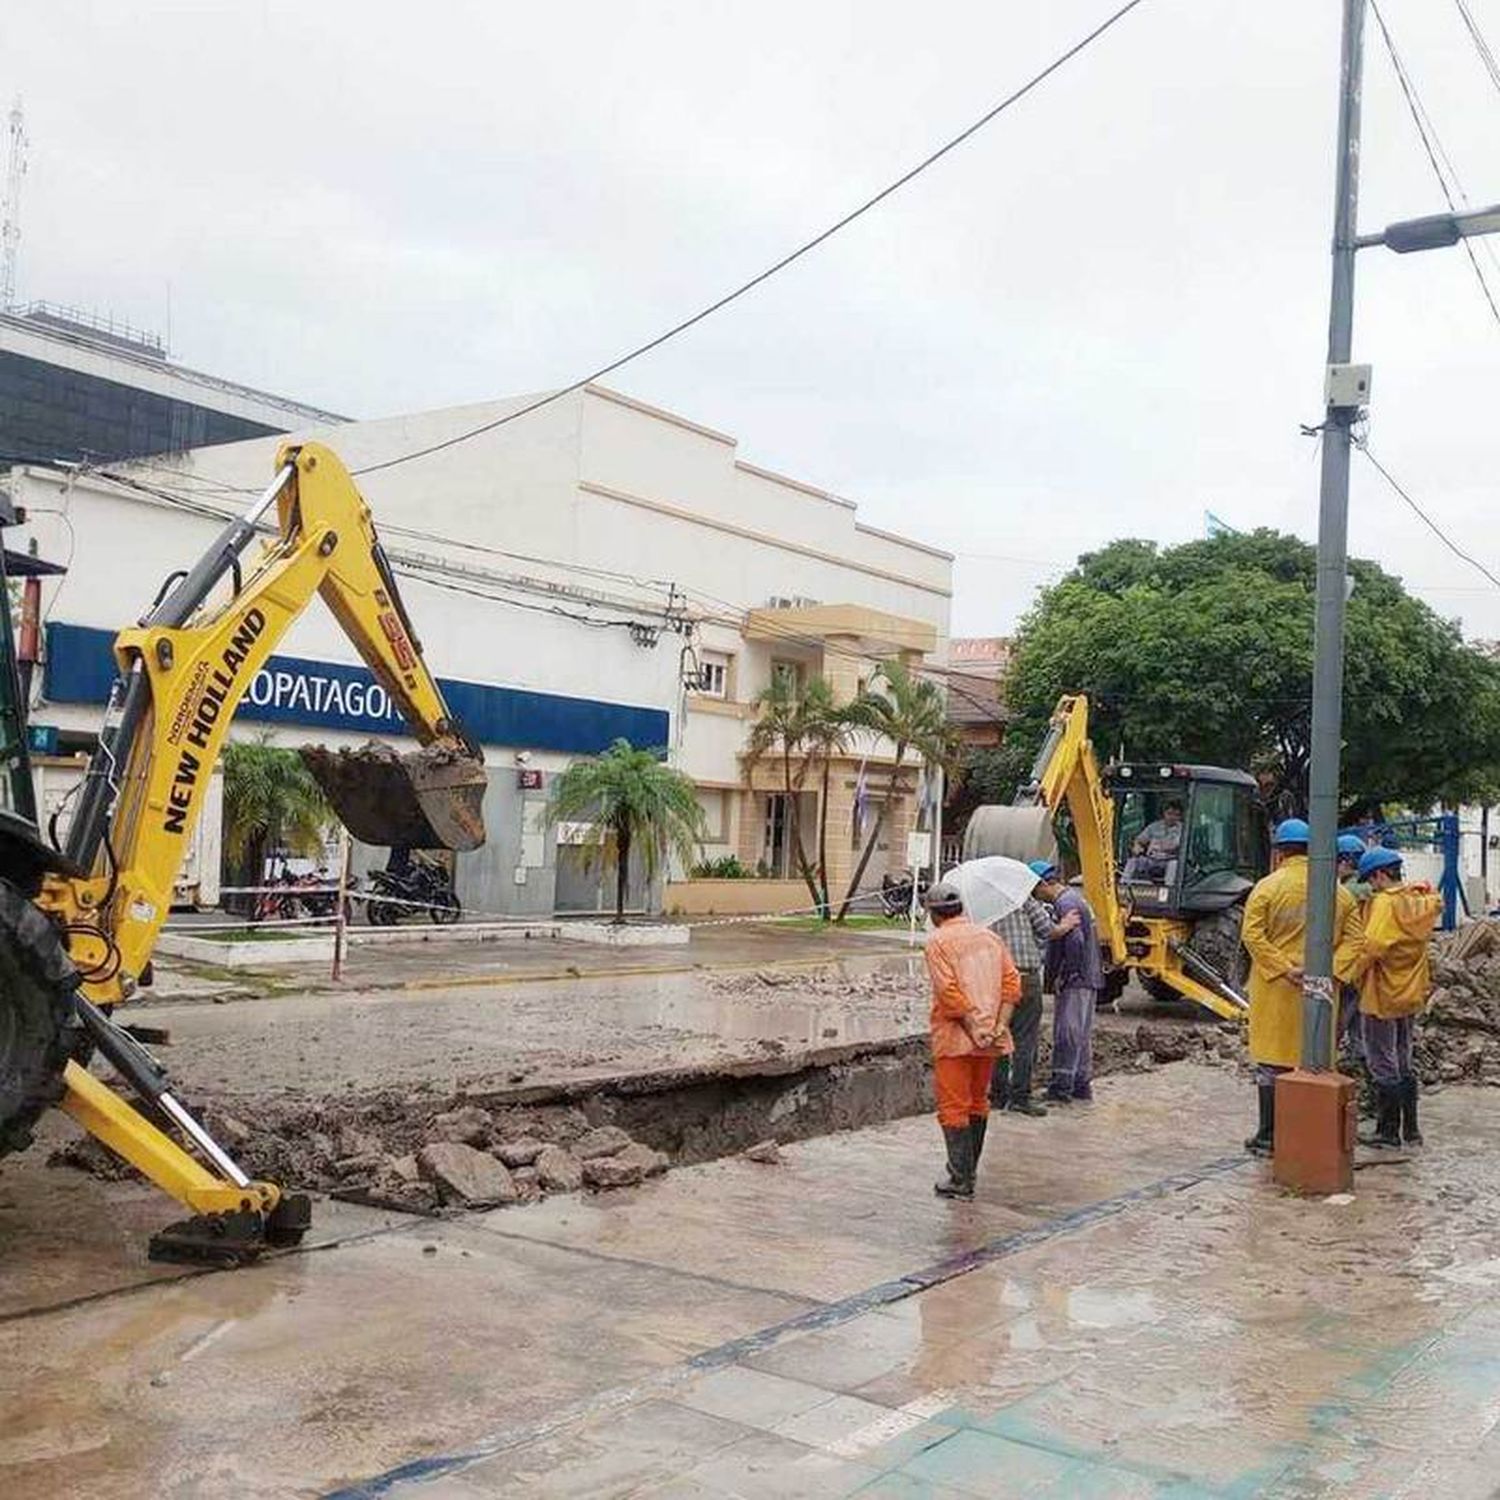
[1204,509,1239,538]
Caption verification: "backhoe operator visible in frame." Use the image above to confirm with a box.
[1123,800,1183,880]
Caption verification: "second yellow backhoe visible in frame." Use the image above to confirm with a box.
[0,442,488,1264]
[964,694,1269,1019]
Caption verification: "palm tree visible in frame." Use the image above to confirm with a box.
[837,659,959,921]
[743,672,822,909]
[798,678,855,919]
[222,736,333,913]
[548,740,706,924]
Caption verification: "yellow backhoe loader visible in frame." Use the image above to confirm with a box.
[963,694,1268,1019]
[0,443,487,1264]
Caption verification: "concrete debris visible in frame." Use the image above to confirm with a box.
[614,1141,669,1179]
[337,1128,386,1161]
[427,1105,494,1147]
[417,1142,518,1208]
[494,1138,545,1169]
[534,1145,584,1193]
[389,1154,421,1184]
[743,1140,782,1165]
[207,1112,254,1151]
[583,1154,647,1190]
[1419,928,1500,1085]
[573,1126,633,1160]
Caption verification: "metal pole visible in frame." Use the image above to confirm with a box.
[1303,0,1366,1070]
[332,826,351,982]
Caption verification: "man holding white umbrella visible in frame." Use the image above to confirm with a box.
[942,856,1080,1118]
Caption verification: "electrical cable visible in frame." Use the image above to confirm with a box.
[1355,439,1500,592]
[1370,0,1500,328]
[1454,0,1500,98]
[348,0,1152,478]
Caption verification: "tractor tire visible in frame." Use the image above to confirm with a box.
[1184,907,1251,996]
[0,879,81,1159]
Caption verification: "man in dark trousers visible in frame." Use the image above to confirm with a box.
[1029,860,1103,1104]
[989,869,1081,1117]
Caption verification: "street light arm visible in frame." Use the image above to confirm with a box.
[1360,202,1500,254]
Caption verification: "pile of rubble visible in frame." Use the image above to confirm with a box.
[149,1098,669,1216]
[1420,920,1500,1085]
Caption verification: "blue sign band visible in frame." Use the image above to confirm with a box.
[43,622,670,755]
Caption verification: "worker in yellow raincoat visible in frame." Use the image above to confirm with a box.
[1348,846,1442,1149]
[1239,818,1359,1156]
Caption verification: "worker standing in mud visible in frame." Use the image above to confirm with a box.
[1349,847,1442,1149]
[988,869,1081,1118]
[1029,861,1102,1106]
[1241,819,1359,1156]
[1335,834,1370,1073]
[923,881,1020,1200]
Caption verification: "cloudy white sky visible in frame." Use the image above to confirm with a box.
[6,1,1500,636]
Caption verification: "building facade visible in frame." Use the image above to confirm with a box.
[0,305,345,465]
[6,384,952,916]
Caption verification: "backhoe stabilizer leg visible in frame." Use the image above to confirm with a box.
[60,1059,311,1265]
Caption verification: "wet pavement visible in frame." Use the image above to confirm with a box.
[6,1067,1500,1497]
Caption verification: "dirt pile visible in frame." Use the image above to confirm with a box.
[1421,922,1500,1085]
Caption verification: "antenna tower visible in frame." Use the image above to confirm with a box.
[2,98,27,311]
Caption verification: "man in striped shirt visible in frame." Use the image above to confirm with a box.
[987,872,1080,1118]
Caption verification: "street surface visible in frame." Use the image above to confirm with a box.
[6,1067,1500,1497]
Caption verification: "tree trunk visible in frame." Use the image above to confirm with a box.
[836,740,908,921]
[782,745,822,909]
[817,754,832,920]
[243,832,268,921]
[615,821,631,925]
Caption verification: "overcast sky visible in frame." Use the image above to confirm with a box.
[7,1,1500,637]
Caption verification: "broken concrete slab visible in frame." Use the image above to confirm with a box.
[535,1146,583,1193]
[494,1137,545,1168]
[417,1143,518,1207]
[574,1125,634,1160]
[584,1154,648,1190]
[427,1105,493,1147]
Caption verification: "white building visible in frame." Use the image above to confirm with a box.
[6,384,952,916]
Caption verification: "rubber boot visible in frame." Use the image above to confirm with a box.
[988,1059,1010,1111]
[1401,1078,1423,1146]
[934,1125,975,1199]
[969,1113,988,1177]
[1244,1084,1275,1156]
[1360,1085,1402,1148]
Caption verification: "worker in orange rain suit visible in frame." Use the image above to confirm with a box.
[1347,846,1443,1150]
[1240,818,1361,1157]
[923,880,1020,1201]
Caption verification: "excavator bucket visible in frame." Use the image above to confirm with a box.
[961,804,1059,866]
[301,742,488,852]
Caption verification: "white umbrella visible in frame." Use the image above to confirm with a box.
[944,855,1041,930]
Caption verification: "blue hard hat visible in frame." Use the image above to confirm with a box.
[1336,834,1366,859]
[1027,858,1058,880]
[1358,846,1403,880]
[1273,818,1311,846]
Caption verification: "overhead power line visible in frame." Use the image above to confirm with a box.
[350,0,1152,478]
[1453,0,1500,98]
[1370,0,1500,329]
[1355,440,1500,593]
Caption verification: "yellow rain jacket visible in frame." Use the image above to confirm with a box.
[1353,882,1442,1020]
[1242,855,1358,1068]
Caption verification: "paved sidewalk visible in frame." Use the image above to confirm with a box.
[9,1068,1500,1498]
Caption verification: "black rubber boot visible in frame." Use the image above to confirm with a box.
[1360,1085,1403,1148]
[934,1125,975,1199]
[988,1059,1010,1111]
[1401,1078,1423,1146]
[1244,1084,1275,1156]
[969,1114,988,1177]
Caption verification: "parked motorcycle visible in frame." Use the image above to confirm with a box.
[365,854,461,925]
[879,869,932,919]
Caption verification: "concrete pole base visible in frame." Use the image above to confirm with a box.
[1272,1070,1356,1196]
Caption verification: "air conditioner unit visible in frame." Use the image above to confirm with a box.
[766,596,796,610]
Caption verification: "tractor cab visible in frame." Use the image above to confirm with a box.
[1107,763,1268,919]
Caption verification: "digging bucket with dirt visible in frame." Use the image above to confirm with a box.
[301,741,488,851]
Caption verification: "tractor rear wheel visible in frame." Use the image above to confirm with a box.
[0,880,80,1158]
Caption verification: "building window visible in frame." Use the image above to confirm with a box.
[697,652,732,700]
[696,788,729,843]
[771,658,805,695]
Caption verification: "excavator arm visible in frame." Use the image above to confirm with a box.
[21,442,488,1262]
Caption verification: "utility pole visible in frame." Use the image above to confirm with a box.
[1,98,26,311]
[1302,0,1367,1071]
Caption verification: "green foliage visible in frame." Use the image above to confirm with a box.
[548,739,706,923]
[838,659,961,920]
[222,735,332,863]
[1002,530,1500,816]
[691,855,751,879]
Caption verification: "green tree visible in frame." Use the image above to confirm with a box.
[547,739,706,924]
[744,672,822,909]
[839,659,960,921]
[1001,530,1500,818]
[222,736,333,911]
